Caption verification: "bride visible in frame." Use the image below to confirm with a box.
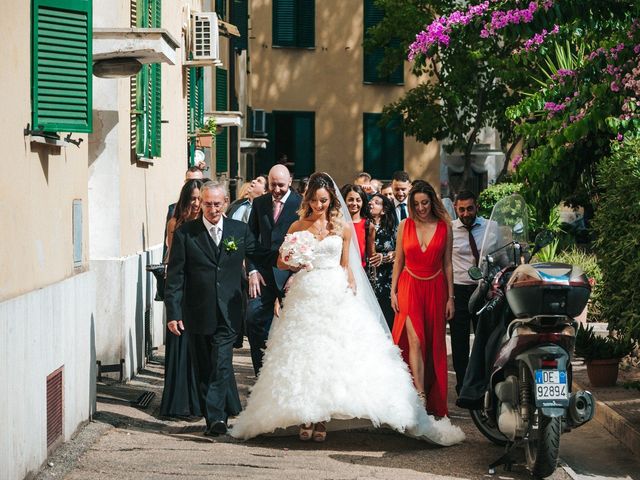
[230,172,464,446]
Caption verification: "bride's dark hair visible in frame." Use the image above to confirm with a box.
[298,172,344,234]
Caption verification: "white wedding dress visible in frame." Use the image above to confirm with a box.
[231,234,465,446]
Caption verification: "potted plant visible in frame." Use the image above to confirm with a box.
[195,117,217,148]
[574,324,635,387]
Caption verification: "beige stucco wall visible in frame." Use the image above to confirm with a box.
[248,0,440,187]
[0,2,90,302]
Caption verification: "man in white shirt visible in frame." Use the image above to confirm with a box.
[391,170,411,226]
[450,190,489,395]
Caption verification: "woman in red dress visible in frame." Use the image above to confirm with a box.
[340,184,369,267]
[390,181,454,418]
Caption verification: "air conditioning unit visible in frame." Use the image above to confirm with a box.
[253,109,266,136]
[191,12,219,61]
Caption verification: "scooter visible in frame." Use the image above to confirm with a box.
[459,194,596,478]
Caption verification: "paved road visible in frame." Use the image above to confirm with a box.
[35,345,639,480]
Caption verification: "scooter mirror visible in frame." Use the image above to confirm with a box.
[468,266,483,281]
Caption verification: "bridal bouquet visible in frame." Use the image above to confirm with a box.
[280,230,316,270]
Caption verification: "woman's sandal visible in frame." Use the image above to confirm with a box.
[299,423,314,441]
[417,391,427,407]
[312,422,327,442]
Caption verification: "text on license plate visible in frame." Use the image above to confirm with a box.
[535,369,568,401]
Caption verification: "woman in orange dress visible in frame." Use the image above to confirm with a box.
[390,181,455,418]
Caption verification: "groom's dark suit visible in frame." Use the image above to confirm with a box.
[164,216,273,430]
[246,189,302,374]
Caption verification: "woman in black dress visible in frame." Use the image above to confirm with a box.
[366,193,398,329]
[160,179,204,419]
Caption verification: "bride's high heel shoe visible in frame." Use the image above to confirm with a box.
[312,422,327,442]
[417,391,427,407]
[299,423,314,441]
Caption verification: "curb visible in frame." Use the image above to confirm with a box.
[573,379,640,457]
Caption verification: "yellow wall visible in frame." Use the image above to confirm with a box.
[248,0,440,187]
[0,1,90,301]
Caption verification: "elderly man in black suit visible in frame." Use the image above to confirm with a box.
[246,164,302,374]
[164,181,273,436]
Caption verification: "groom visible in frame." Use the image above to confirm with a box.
[164,181,274,435]
[246,164,302,374]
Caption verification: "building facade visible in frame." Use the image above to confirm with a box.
[244,0,441,187]
[0,0,221,477]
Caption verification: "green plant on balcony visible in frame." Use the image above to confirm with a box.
[196,117,217,148]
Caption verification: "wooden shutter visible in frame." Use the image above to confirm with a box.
[364,113,403,179]
[232,0,248,51]
[382,114,403,177]
[273,0,296,47]
[133,0,162,158]
[216,0,227,20]
[363,0,403,85]
[297,0,315,48]
[188,67,204,164]
[216,67,228,173]
[293,112,315,177]
[32,0,92,133]
[363,113,383,177]
[256,112,275,173]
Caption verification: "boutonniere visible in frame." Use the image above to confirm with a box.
[222,237,238,252]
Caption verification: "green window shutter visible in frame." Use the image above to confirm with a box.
[216,67,228,173]
[363,113,403,178]
[363,0,403,85]
[293,112,315,177]
[134,0,162,158]
[363,113,383,176]
[382,114,403,177]
[216,0,226,20]
[273,0,296,47]
[187,67,204,165]
[256,112,275,174]
[32,0,92,133]
[149,62,162,157]
[274,0,314,48]
[297,0,315,48]
[231,1,248,51]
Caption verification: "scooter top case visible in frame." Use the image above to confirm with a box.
[505,262,591,319]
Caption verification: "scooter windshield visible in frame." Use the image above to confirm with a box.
[478,194,530,273]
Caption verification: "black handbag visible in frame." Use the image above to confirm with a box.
[146,263,167,301]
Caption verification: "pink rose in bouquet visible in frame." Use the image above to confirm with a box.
[279,230,316,270]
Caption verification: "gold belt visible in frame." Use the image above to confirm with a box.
[404,266,442,281]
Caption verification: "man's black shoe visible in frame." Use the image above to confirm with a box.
[455,396,484,410]
[205,420,228,436]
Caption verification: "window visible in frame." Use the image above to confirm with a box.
[31,0,92,133]
[256,111,315,178]
[363,0,403,85]
[215,67,228,174]
[187,67,204,165]
[363,113,403,179]
[132,0,162,159]
[273,0,314,48]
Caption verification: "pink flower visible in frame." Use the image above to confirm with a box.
[611,81,620,92]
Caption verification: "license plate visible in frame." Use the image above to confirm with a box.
[535,369,568,402]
